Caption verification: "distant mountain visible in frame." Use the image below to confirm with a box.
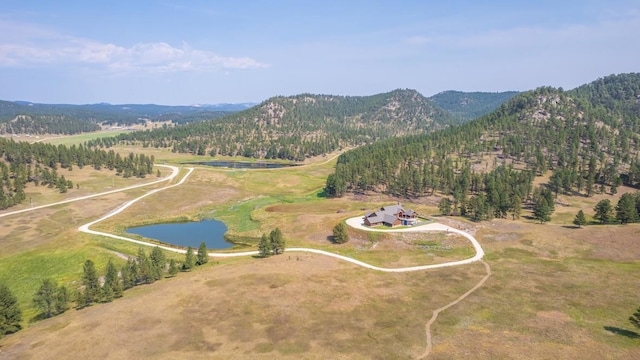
[326,73,640,200]
[194,103,258,111]
[0,101,250,135]
[95,89,458,161]
[429,90,519,121]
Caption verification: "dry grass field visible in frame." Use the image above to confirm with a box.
[1,143,640,359]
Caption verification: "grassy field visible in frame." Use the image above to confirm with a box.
[33,129,134,146]
[1,142,640,359]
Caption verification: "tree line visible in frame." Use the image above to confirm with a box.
[84,89,457,161]
[578,191,640,225]
[0,138,155,210]
[0,100,234,134]
[325,73,640,223]
[0,243,211,338]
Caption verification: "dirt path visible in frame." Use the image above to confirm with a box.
[27,163,488,358]
[0,164,180,219]
[418,260,492,359]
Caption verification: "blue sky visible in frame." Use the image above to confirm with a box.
[0,1,638,105]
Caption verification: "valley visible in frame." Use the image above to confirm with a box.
[1,76,640,359]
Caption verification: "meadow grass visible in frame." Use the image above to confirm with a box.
[2,146,640,359]
[37,130,134,146]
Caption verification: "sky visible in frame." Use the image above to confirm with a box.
[0,0,638,105]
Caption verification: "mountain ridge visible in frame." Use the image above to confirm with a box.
[325,73,640,203]
[94,88,464,160]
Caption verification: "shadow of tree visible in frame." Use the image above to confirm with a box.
[604,326,640,339]
[29,312,49,324]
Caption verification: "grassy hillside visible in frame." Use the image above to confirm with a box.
[327,73,640,203]
[93,89,458,161]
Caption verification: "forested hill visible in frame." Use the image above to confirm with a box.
[94,89,458,161]
[0,101,239,135]
[0,137,155,210]
[325,73,640,218]
[429,90,519,121]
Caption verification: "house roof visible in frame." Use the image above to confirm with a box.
[364,203,417,226]
[381,204,402,215]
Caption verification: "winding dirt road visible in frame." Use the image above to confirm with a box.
[0,164,181,219]
[5,163,490,358]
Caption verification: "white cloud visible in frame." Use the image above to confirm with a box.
[0,20,269,73]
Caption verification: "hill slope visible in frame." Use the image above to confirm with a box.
[98,89,458,161]
[429,90,519,121]
[325,73,640,215]
[0,102,238,135]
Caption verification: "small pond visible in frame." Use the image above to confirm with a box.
[183,160,300,169]
[126,219,232,249]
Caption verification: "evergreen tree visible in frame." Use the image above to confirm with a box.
[168,259,179,277]
[532,187,554,223]
[183,246,195,271]
[269,228,285,255]
[258,233,271,257]
[121,259,137,289]
[82,260,100,305]
[510,195,522,220]
[55,286,70,314]
[136,247,153,284]
[0,283,22,337]
[615,193,638,224]
[630,306,640,329]
[33,278,59,318]
[196,242,209,265]
[104,259,123,298]
[150,246,166,280]
[101,283,114,303]
[332,222,350,244]
[438,198,452,216]
[571,210,586,228]
[75,289,88,309]
[594,199,613,224]
[573,210,587,228]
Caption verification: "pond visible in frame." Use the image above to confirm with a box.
[183,160,300,169]
[126,219,232,249]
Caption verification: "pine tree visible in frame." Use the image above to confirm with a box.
[55,286,70,314]
[136,248,153,284]
[269,228,285,255]
[150,247,166,280]
[104,259,122,298]
[121,259,136,290]
[510,195,522,220]
[101,283,114,303]
[594,199,613,224]
[438,198,452,216]
[75,289,88,309]
[33,279,59,318]
[0,283,22,337]
[258,233,271,257]
[196,242,209,265]
[630,306,640,329]
[82,260,100,305]
[615,193,638,224]
[332,222,350,244]
[168,259,179,277]
[532,187,554,223]
[183,246,195,271]
[573,210,587,228]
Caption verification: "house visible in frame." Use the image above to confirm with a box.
[363,203,418,227]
